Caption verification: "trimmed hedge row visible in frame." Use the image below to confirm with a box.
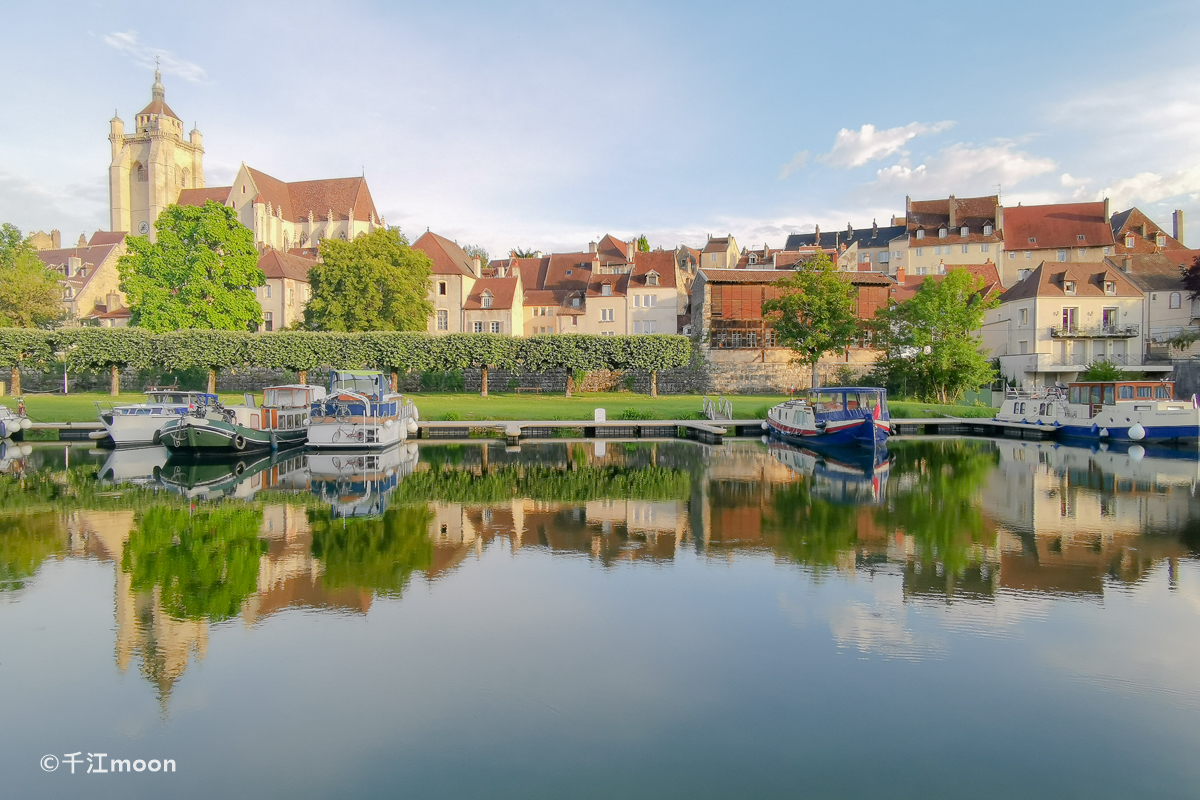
[0,329,691,396]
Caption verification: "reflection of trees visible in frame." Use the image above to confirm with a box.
[122,505,266,621]
[763,482,861,573]
[309,505,434,597]
[0,513,65,591]
[393,465,690,504]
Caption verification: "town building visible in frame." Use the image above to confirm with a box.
[36,231,130,325]
[700,235,739,269]
[1105,251,1200,357]
[906,195,1004,280]
[254,249,318,331]
[690,267,894,392]
[891,261,1002,303]
[1110,207,1186,254]
[463,274,524,335]
[1000,201,1116,288]
[981,262,1165,387]
[108,70,205,239]
[784,221,908,274]
[410,231,483,334]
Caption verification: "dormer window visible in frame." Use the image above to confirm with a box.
[1104,281,1116,295]
[915,229,925,240]
[481,291,492,309]
[1156,232,1166,246]
[983,224,993,236]
[938,227,947,238]
[647,271,659,286]
[1077,234,1086,241]
[1028,237,1036,244]
[601,283,612,296]
[1064,280,1076,295]
[565,269,573,276]
[1125,234,1134,247]
[960,226,968,237]
[572,297,580,308]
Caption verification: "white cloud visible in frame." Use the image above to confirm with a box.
[871,141,1056,195]
[103,31,208,83]
[1094,165,1200,209]
[819,121,954,169]
[777,150,809,180]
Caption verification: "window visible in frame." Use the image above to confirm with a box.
[633,295,640,307]
[710,253,717,263]
[1025,251,1032,259]
[572,316,577,326]
[438,281,447,295]
[915,247,923,256]
[1019,340,1028,354]
[473,321,483,333]
[1137,386,1152,398]
[916,229,925,239]
[63,286,73,299]
[1171,292,1182,308]
[1019,308,1028,327]
[1028,237,1036,244]
[437,309,448,330]
[601,283,612,296]
[960,226,969,237]
[288,286,295,303]
[1008,251,1016,259]
[961,245,969,254]
[1057,249,1067,261]
[645,294,656,307]
[1064,280,1076,294]
[135,163,145,181]
[1077,234,1086,242]
[983,224,993,235]
[916,266,928,276]
[939,227,947,238]
[601,308,614,322]
[481,292,492,309]
[1102,307,1118,328]
[264,284,272,298]
[934,246,942,255]
[264,312,273,332]
[642,319,657,334]
[1156,233,1166,246]
[1119,385,1134,399]
[879,251,890,263]
[1062,307,1077,330]
[490,321,501,333]
[1077,248,1086,258]
[1125,234,1134,247]
[1104,281,1116,295]
[981,243,990,252]
[572,297,580,307]
[647,272,659,286]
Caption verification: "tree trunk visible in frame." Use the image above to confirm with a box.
[207,369,217,394]
[391,371,398,392]
[480,441,489,473]
[481,366,488,398]
[297,369,308,385]
[10,366,19,397]
[110,364,120,396]
[650,370,658,398]
[811,361,820,390]
[565,372,573,397]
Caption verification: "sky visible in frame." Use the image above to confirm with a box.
[4,0,1200,257]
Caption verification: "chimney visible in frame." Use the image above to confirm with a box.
[626,240,634,260]
[588,241,597,253]
[77,233,86,247]
[51,229,61,248]
[895,265,906,284]
[1175,209,1186,245]
[872,219,878,236]
[847,222,854,238]
[948,195,957,228]
[813,223,820,242]
[1103,197,1111,222]
[995,205,1004,233]
[471,256,481,275]
[1121,255,1132,273]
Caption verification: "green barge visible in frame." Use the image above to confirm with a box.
[159,385,327,455]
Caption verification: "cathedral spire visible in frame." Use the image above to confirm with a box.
[151,62,165,102]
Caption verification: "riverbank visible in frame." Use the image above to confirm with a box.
[1,391,998,424]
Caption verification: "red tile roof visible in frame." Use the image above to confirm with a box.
[893,262,1002,302]
[1003,202,1115,251]
[998,262,1142,302]
[87,230,128,247]
[36,243,122,291]
[258,248,318,282]
[596,234,632,262]
[702,236,734,254]
[177,187,232,208]
[1110,207,1184,254]
[629,250,677,288]
[541,252,596,291]
[700,268,894,286]
[137,98,179,120]
[587,273,630,297]
[411,231,477,277]
[464,277,520,310]
[244,168,380,224]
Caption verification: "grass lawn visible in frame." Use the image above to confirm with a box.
[1,391,998,424]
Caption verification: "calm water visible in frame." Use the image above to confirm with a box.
[3,435,1200,799]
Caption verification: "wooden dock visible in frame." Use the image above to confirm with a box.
[417,418,767,445]
[889,417,1056,440]
[27,421,106,440]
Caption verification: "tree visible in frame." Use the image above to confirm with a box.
[118,201,263,331]
[636,235,650,252]
[54,327,152,395]
[1080,360,1124,381]
[762,252,862,389]
[0,224,65,328]
[304,229,434,331]
[0,328,53,396]
[874,269,997,404]
[1182,253,1200,299]
[511,246,537,258]
[462,244,489,269]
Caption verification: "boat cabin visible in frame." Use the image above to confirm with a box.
[807,387,889,416]
[330,370,390,399]
[1067,381,1174,406]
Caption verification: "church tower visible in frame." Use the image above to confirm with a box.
[109,69,205,238]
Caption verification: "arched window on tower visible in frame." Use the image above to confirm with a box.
[135,163,145,182]
[182,169,190,188]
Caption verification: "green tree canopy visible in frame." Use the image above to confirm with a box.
[303,228,434,332]
[636,235,650,252]
[0,224,65,329]
[462,244,489,268]
[1080,360,1124,381]
[762,252,862,389]
[874,269,997,403]
[118,201,263,332]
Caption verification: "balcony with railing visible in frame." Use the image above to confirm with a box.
[1049,323,1140,339]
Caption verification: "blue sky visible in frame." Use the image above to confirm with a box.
[4,0,1200,255]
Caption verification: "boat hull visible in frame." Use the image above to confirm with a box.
[159,417,307,454]
[766,416,890,448]
[306,420,407,449]
[101,411,186,446]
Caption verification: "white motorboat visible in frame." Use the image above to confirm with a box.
[307,370,419,450]
[97,389,216,446]
[0,404,31,440]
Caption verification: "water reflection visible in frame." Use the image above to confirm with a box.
[0,437,1197,710]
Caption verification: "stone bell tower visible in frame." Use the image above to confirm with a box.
[108,68,205,238]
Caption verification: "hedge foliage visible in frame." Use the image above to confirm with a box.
[0,328,690,377]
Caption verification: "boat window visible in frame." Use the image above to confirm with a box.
[814,393,844,412]
[251,414,260,428]
[1069,386,1081,404]
[264,390,277,406]
[856,392,879,411]
[1117,385,1133,399]
[1103,386,1115,405]
[135,408,151,415]
[1157,386,1171,399]
[1090,386,1103,404]
[1137,386,1151,398]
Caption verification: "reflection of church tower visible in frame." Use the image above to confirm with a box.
[108,69,205,239]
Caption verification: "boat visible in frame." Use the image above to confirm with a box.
[0,403,31,440]
[308,442,420,518]
[96,389,215,446]
[306,370,419,450]
[764,387,890,448]
[155,449,309,502]
[768,439,890,504]
[994,380,1200,445]
[158,385,327,455]
[97,445,170,485]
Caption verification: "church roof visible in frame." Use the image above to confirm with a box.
[410,231,478,277]
[258,248,318,282]
[176,187,231,207]
[137,98,179,120]
[246,168,379,224]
